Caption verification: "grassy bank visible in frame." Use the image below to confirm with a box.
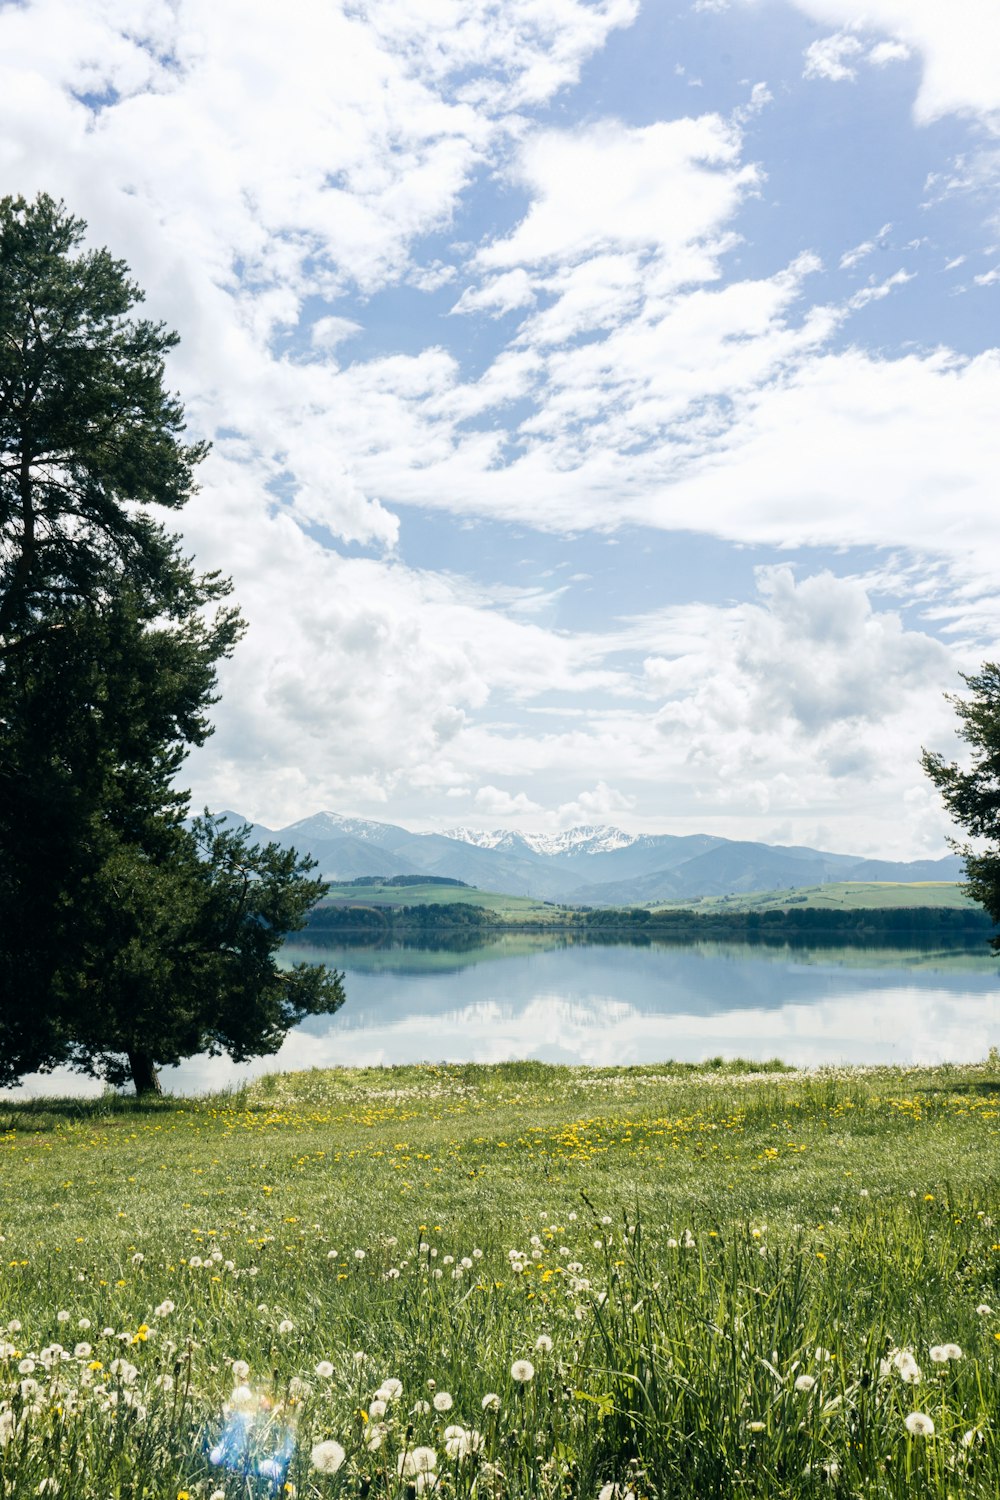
[2,1060,1000,1497]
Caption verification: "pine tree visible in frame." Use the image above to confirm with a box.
[0,194,344,1093]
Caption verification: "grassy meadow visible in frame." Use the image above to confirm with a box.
[2,1060,1000,1498]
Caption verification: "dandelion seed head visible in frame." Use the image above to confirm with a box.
[510,1359,535,1383]
[311,1439,346,1473]
[904,1411,934,1437]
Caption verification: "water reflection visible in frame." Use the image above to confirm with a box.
[11,935,1000,1096]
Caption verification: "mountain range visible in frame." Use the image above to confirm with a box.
[214,810,964,906]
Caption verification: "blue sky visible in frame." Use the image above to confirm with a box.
[3,0,1000,856]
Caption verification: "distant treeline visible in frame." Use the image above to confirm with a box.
[304,899,995,945]
[306,901,490,935]
[582,905,996,944]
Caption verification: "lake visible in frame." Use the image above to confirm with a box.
[11,933,1000,1096]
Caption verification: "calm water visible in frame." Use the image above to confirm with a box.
[12,934,1000,1096]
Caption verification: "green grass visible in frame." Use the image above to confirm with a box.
[2,1060,1000,1498]
[660,881,981,913]
[318,883,571,920]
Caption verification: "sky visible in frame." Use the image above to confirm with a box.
[4,0,1000,859]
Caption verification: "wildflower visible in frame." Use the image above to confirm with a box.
[535,1334,553,1354]
[794,1375,816,1392]
[379,1377,403,1399]
[131,1253,145,1265]
[433,1391,453,1412]
[353,1351,367,1365]
[976,1304,993,1317]
[366,1423,387,1451]
[354,1249,365,1261]
[904,1412,935,1437]
[598,1485,636,1500]
[510,1359,535,1383]
[314,1360,334,1379]
[230,1386,256,1412]
[277,1320,294,1335]
[78,1319,91,1330]
[482,1392,501,1411]
[311,1440,346,1474]
[412,1399,431,1415]
[18,1359,35,1375]
[231,1360,250,1381]
[399,1446,438,1477]
[154,1301,175,1318]
[74,1343,92,1359]
[56,1310,71,1323]
[289,1376,312,1400]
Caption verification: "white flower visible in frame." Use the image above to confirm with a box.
[354,1249,366,1261]
[904,1411,935,1437]
[277,1319,294,1334]
[311,1440,346,1474]
[534,1334,553,1354]
[18,1358,36,1375]
[794,1375,816,1392]
[353,1350,367,1364]
[369,1399,387,1419]
[77,1319,91,1330]
[314,1360,334,1379]
[510,1359,535,1383]
[433,1391,453,1412]
[379,1377,403,1399]
[482,1392,501,1411]
[472,1248,483,1259]
[131,1253,144,1265]
[412,1399,431,1415]
[399,1446,438,1477]
[56,1310,71,1323]
[365,1423,387,1451]
[941,1343,962,1361]
[230,1385,256,1412]
[231,1360,250,1381]
[154,1301,174,1318]
[976,1304,993,1317]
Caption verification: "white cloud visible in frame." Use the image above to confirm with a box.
[480,115,759,269]
[781,1,1000,125]
[474,786,544,815]
[451,268,537,317]
[803,33,864,83]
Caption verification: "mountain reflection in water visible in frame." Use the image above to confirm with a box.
[12,933,1000,1096]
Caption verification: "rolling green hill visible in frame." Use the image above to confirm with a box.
[660,880,981,914]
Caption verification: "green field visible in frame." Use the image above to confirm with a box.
[3,1060,1000,1498]
[663,881,980,914]
[318,882,568,920]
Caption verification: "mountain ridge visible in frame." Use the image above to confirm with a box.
[209,810,964,905]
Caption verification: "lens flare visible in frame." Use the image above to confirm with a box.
[208,1388,296,1488]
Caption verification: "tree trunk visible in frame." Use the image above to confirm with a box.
[127,1049,162,1097]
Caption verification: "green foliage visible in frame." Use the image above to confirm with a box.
[0,194,343,1092]
[923,663,1000,942]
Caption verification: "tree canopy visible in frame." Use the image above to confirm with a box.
[922,662,1000,946]
[0,193,344,1094]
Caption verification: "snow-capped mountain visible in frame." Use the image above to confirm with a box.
[443,824,640,857]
